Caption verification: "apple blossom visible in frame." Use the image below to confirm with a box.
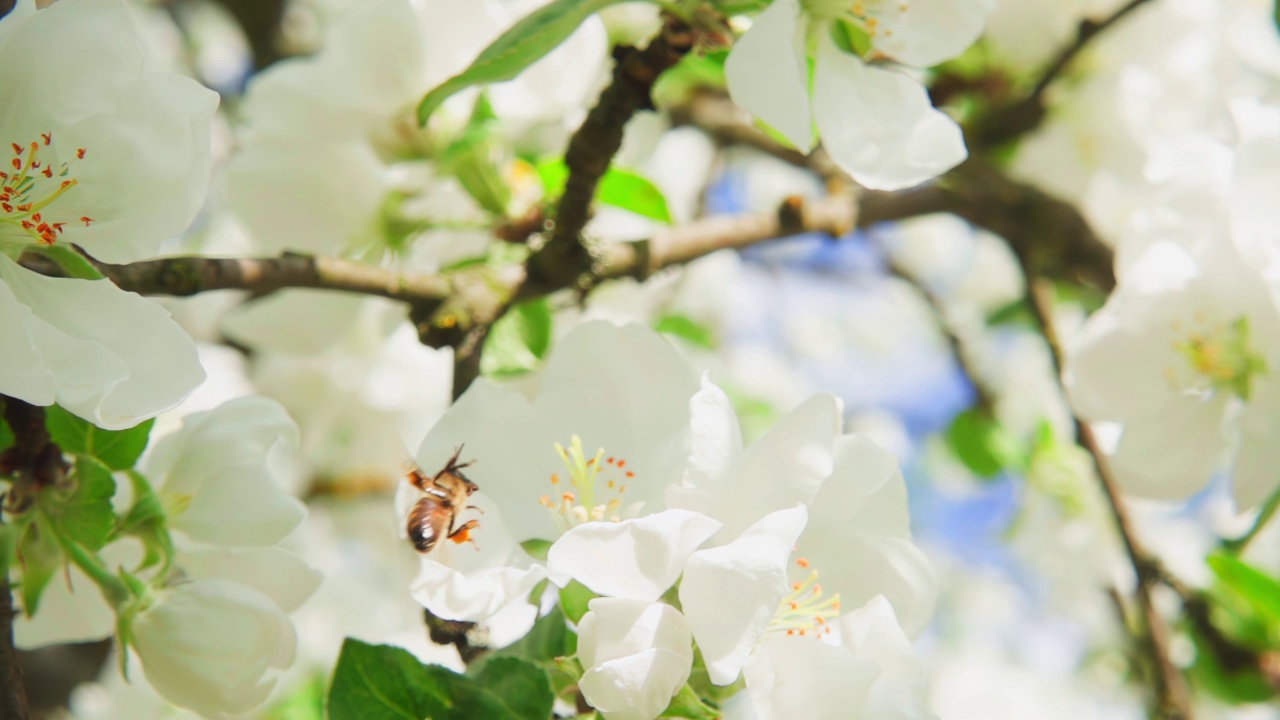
[1065,239,1280,508]
[129,579,299,719]
[725,0,990,190]
[0,0,217,429]
[403,321,705,621]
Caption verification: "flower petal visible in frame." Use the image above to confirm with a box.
[796,435,938,637]
[0,256,203,429]
[177,545,322,614]
[1233,379,1280,510]
[546,509,721,600]
[724,0,813,152]
[409,558,546,623]
[812,36,965,191]
[578,599,694,720]
[679,506,808,685]
[743,636,879,720]
[871,0,992,68]
[1109,395,1230,501]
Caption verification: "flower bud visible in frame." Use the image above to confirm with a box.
[577,598,693,720]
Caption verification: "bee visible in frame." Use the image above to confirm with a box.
[405,445,482,554]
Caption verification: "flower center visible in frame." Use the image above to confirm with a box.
[800,0,906,38]
[1163,315,1267,401]
[537,435,636,533]
[0,134,92,246]
[765,557,841,638]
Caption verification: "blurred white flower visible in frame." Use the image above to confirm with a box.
[129,579,298,719]
[0,0,217,429]
[577,598,694,720]
[1066,239,1280,508]
[223,290,453,488]
[145,396,306,547]
[725,0,989,190]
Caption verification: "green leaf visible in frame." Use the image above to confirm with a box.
[654,315,716,349]
[491,606,573,665]
[537,160,673,224]
[55,456,117,551]
[417,0,642,125]
[480,297,554,377]
[559,579,597,625]
[462,656,554,720]
[1274,0,1279,35]
[328,639,553,720]
[329,639,453,720]
[1207,554,1280,628]
[661,683,719,720]
[1188,620,1276,704]
[45,405,154,470]
[18,516,62,616]
[652,51,728,107]
[944,408,1023,479]
[0,416,13,456]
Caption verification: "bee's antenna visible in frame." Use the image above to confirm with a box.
[444,444,475,473]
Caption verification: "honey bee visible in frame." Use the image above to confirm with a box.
[405,445,482,554]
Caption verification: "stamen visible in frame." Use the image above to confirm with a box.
[539,435,638,533]
[765,562,841,640]
[0,133,90,246]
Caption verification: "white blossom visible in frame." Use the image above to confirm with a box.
[577,598,695,720]
[725,0,990,190]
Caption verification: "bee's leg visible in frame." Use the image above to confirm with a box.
[447,519,481,549]
[465,505,486,514]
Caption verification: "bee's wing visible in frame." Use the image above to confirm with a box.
[407,497,450,553]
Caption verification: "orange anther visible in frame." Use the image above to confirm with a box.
[10,143,21,155]
[41,133,50,145]
[796,557,810,569]
[562,492,576,502]
[550,473,560,485]
[80,216,92,226]
[617,460,626,468]
[76,148,86,159]
[625,471,635,478]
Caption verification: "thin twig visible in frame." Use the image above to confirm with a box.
[1024,283,1193,720]
[526,16,695,292]
[975,0,1156,147]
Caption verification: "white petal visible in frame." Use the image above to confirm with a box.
[577,598,693,720]
[871,0,992,68]
[797,435,938,637]
[174,461,306,547]
[838,597,935,720]
[224,139,386,256]
[0,274,57,406]
[14,564,115,648]
[724,0,813,152]
[679,506,808,685]
[744,636,878,720]
[682,375,743,493]
[239,0,429,141]
[546,509,721,600]
[177,546,321,614]
[1109,395,1230,501]
[1233,380,1280,510]
[536,321,700,512]
[711,393,841,543]
[59,72,218,263]
[812,38,965,191]
[409,558,546,623]
[221,290,374,355]
[132,580,291,717]
[0,256,203,429]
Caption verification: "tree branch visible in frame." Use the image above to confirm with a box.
[525,16,695,292]
[974,0,1156,147]
[1022,283,1193,720]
